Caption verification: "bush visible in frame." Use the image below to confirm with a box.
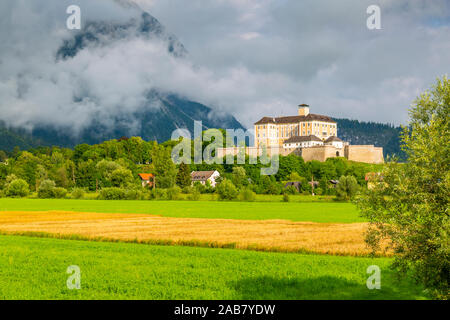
[216,179,238,200]
[284,185,298,195]
[71,188,85,199]
[265,183,282,195]
[150,188,167,200]
[182,186,194,194]
[99,187,126,200]
[53,187,68,199]
[238,188,256,202]
[166,186,182,200]
[187,188,201,201]
[124,189,145,200]
[283,193,290,202]
[336,176,359,201]
[314,187,323,196]
[6,179,29,198]
[38,179,56,199]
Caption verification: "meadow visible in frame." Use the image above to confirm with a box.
[0,198,364,223]
[0,235,427,300]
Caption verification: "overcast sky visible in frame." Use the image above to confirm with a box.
[138,0,450,126]
[0,0,449,132]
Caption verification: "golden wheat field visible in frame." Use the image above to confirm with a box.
[0,211,383,256]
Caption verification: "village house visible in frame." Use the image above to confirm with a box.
[191,170,221,187]
[138,173,154,188]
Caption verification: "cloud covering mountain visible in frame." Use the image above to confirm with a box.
[0,0,449,138]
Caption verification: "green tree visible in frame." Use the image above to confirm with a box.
[216,179,238,200]
[288,172,302,181]
[231,166,246,188]
[0,150,7,163]
[38,179,56,199]
[6,178,29,197]
[356,77,450,299]
[110,168,134,188]
[176,162,191,188]
[336,176,358,201]
[152,145,177,188]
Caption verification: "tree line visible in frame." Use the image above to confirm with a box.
[0,135,383,200]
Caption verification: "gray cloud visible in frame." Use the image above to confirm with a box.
[141,0,450,125]
[0,0,449,135]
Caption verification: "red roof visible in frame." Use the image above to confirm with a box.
[138,173,154,180]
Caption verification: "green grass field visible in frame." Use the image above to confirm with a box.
[0,235,427,300]
[0,198,364,223]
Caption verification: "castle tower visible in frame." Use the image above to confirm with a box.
[298,104,310,116]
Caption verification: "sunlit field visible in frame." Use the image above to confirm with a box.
[0,235,427,300]
[0,211,373,256]
[0,198,364,223]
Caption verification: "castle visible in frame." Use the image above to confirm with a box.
[217,104,384,164]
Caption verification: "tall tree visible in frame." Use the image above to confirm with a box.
[176,162,191,188]
[356,76,449,299]
[152,145,177,188]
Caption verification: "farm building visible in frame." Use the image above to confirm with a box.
[284,181,302,192]
[138,173,154,188]
[191,170,221,188]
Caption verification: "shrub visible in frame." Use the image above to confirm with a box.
[99,187,126,200]
[336,176,359,201]
[166,186,182,200]
[238,188,256,202]
[216,179,238,200]
[150,188,167,200]
[38,179,56,199]
[284,185,298,195]
[123,188,144,200]
[187,188,201,201]
[283,193,290,202]
[182,186,194,194]
[314,187,323,196]
[265,183,282,195]
[71,188,85,199]
[6,179,29,198]
[53,187,68,199]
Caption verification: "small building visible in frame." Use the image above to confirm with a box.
[191,170,221,187]
[283,135,324,149]
[329,180,339,188]
[284,181,302,192]
[138,173,154,188]
[324,136,344,149]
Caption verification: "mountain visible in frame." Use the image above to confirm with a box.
[23,93,244,147]
[0,122,45,151]
[334,118,405,160]
[0,9,244,149]
[0,6,405,159]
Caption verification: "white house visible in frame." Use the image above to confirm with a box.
[324,136,344,149]
[191,170,221,187]
[283,135,324,149]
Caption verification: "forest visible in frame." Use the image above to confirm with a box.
[0,135,383,200]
